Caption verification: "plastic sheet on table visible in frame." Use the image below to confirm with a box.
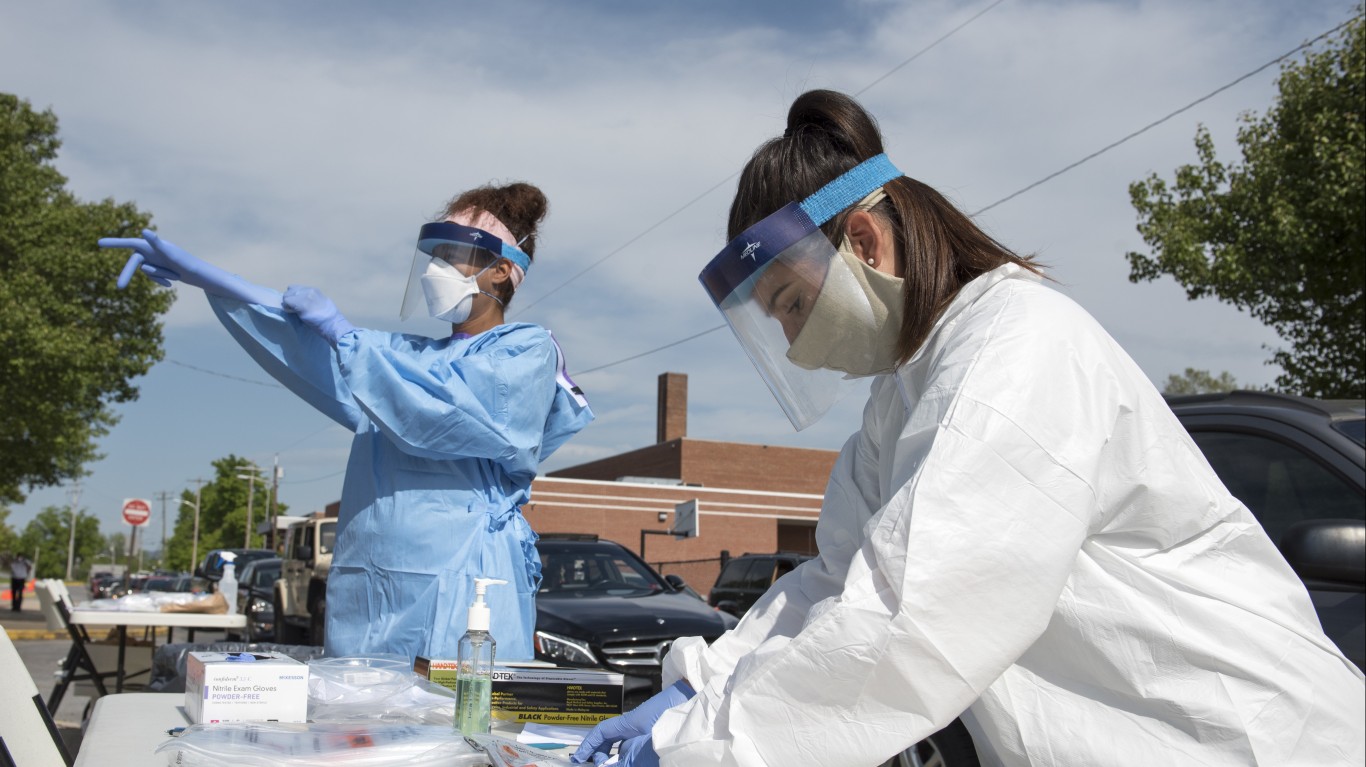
[154,722,488,767]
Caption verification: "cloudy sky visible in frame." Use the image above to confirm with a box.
[4,0,1355,538]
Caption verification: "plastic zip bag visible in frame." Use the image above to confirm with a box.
[468,733,575,767]
[307,655,455,725]
[154,722,486,767]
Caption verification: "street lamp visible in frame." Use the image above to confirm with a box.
[237,465,263,549]
[178,498,201,573]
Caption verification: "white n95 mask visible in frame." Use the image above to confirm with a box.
[400,217,532,322]
[421,260,492,323]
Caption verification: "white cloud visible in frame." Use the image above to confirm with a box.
[3,0,1353,530]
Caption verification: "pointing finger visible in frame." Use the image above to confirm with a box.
[117,252,145,289]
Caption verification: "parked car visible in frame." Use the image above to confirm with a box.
[195,548,276,592]
[708,551,814,617]
[141,574,194,593]
[534,534,737,709]
[88,572,122,600]
[227,558,282,642]
[273,517,336,645]
[1168,390,1364,670]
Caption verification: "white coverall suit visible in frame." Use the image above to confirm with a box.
[655,264,1365,766]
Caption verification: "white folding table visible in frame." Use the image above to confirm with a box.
[73,692,188,767]
[67,610,247,693]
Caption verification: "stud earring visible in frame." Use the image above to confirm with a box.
[866,258,875,265]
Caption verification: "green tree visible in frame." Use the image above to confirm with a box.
[19,506,103,579]
[0,508,19,558]
[0,93,173,505]
[1162,368,1239,396]
[161,455,285,571]
[1127,14,1365,398]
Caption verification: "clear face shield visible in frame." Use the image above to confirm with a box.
[399,221,531,322]
[698,154,903,431]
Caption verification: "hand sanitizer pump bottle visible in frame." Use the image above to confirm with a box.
[218,552,238,616]
[456,577,506,735]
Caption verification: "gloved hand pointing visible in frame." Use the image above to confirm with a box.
[282,285,356,347]
[99,229,282,307]
[571,679,694,765]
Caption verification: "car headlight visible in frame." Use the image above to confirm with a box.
[534,631,598,666]
[249,597,272,614]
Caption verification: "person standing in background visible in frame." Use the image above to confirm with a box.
[9,553,31,611]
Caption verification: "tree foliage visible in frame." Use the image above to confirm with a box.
[0,93,173,505]
[18,506,104,579]
[1127,14,1365,398]
[0,508,20,562]
[161,455,285,571]
[1162,368,1239,396]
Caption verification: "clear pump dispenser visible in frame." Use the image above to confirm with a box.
[455,577,506,735]
[218,552,238,615]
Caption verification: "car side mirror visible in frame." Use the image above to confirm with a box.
[713,600,741,617]
[295,545,313,562]
[1280,519,1366,588]
[664,574,688,592]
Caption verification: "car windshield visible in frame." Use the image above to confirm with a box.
[538,545,667,598]
[250,564,281,589]
[1333,417,1365,447]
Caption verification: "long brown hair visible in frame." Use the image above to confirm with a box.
[440,182,549,306]
[728,90,1041,365]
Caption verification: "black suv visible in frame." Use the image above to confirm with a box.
[1168,391,1364,670]
[708,552,813,618]
[534,535,738,708]
[194,548,277,592]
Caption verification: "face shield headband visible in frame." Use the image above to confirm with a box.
[399,221,533,321]
[698,153,903,430]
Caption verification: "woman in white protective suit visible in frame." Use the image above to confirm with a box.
[101,182,593,662]
[572,91,1364,766]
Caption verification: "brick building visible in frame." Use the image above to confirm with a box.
[523,372,838,593]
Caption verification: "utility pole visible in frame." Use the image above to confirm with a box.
[65,481,82,581]
[189,478,207,571]
[155,490,174,568]
[268,455,282,551]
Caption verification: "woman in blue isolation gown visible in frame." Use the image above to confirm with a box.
[104,182,593,660]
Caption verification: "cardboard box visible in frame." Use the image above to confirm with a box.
[185,651,310,724]
[414,657,623,725]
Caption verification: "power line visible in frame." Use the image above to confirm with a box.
[512,0,1009,318]
[282,469,346,485]
[570,15,1357,379]
[166,359,281,388]
[972,16,1354,216]
[855,0,1009,96]
[572,325,726,377]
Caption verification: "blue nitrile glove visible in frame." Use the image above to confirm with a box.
[610,735,659,767]
[99,229,282,307]
[571,680,694,764]
[282,285,356,347]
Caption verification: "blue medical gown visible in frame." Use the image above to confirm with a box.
[208,296,594,660]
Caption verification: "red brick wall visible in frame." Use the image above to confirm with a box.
[679,440,837,495]
[523,477,820,596]
[547,441,684,483]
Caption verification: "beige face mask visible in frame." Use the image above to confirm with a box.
[784,242,905,376]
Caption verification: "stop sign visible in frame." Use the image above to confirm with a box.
[122,498,151,526]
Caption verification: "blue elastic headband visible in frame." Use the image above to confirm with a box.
[699,153,902,304]
[798,154,902,226]
[416,221,532,274]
